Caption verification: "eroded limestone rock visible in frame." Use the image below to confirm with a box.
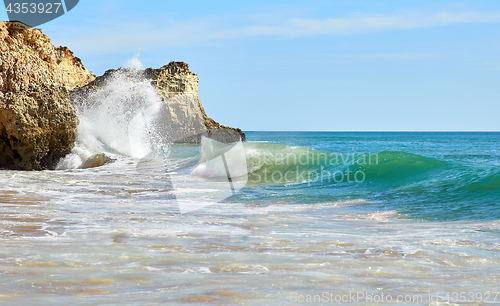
[0,21,95,170]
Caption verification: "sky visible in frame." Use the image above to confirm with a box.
[2,0,500,131]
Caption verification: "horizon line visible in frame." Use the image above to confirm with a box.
[242,130,500,133]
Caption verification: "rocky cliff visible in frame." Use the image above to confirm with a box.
[0,21,95,170]
[1,21,243,170]
[74,62,245,144]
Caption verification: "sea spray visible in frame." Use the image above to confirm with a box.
[57,65,168,169]
[126,50,143,70]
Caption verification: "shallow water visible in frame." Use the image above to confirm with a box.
[1,133,500,305]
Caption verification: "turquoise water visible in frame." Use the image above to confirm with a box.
[239,132,500,221]
[1,131,500,305]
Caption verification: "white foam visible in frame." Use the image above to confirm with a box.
[125,50,143,69]
[57,58,167,169]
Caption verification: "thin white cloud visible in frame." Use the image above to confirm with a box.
[363,53,443,60]
[239,11,500,37]
[435,11,500,23]
[56,10,500,53]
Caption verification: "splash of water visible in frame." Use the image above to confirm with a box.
[57,60,167,169]
[126,50,143,69]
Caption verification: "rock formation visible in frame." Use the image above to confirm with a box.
[0,21,243,170]
[78,153,113,169]
[0,21,95,170]
[73,62,245,144]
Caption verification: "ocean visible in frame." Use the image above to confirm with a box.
[1,130,499,305]
[1,72,499,305]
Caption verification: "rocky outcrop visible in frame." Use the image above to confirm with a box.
[145,62,245,143]
[78,153,113,169]
[0,21,242,170]
[73,62,245,144]
[0,21,95,170]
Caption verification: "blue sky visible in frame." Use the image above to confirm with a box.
[3,0,500,131]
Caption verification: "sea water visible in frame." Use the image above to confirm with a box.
[1,70,499,305]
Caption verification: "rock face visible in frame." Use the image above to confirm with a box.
[0,21,95,170]
[147,62,245,143]
[73,62,245,144]
[0,21,242,170]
